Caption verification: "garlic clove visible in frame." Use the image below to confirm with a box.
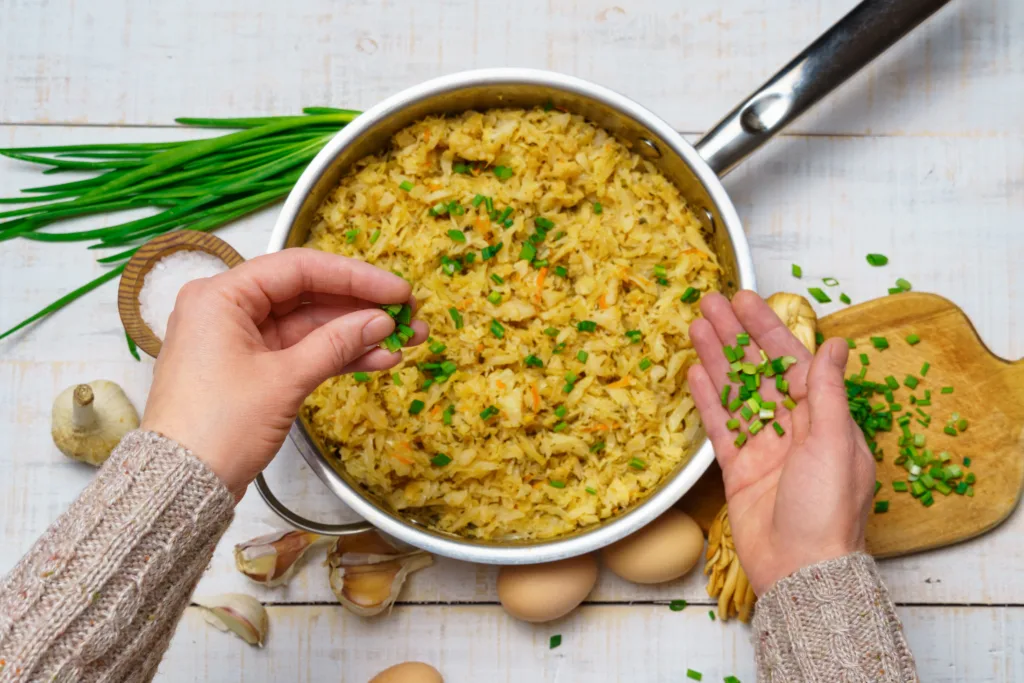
[234,529,326,587]
[51,380,140,466]
[193,593,268,647]
[765,292,819,353]
[704,504,757,623]
[326,531,433,617]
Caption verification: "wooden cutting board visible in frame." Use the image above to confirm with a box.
[679,292,1024,558]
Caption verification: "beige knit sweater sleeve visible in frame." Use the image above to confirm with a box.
[0,431,235,683]
[752,552,919,682]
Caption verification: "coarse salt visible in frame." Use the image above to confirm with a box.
[139,250,229,340]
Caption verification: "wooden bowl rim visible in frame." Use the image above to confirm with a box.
[117,231,245,358]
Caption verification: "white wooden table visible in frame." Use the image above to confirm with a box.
[2,0,1022,680]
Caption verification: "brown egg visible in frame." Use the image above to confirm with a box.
[368,661,443,683]
[497,554,599,623]
[601,509,705,584]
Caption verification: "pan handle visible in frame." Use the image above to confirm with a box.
[694,0,952,177]
[255,473,373,536]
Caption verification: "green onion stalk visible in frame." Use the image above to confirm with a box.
[0,107,362,343]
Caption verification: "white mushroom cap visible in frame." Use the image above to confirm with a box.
[51,380,140,466]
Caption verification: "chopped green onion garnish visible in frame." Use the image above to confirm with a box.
[487,291,502,305]
[409,400,426,415]
[593,202,603,214]
[680,287,700,304]
[736,333,750,346]
[639,358,653,371]
[577,350,589,362]
[481,242,503,260]
[847,338,856,348]
[840,293,851,305]
[920,362,930,376]
[448,229,467,243]
[555,405,568,418]
[392,372,404,386]
[807,287,831,303]
[904,375,919,389]
[549,634,561,649]
[653,264,667,278]
[726,419,740,431]
[727,398,743,412]
[553,421,568,432]
[957,418,968,432]
[490,273,505,285]
[472,194,486,207]
[708,611,716,621]
[871,337,890,350]
[941,386,954,394]
[534,216,555,230]
[519,242,537,261]
[544,327,560,337]
[429,201,448,216]
[859,353,870,366]
[749,419,765,435]
[783,396,797,410]
[524,354,544,368]
[585,486,597,495]
[740,405,753,421]
[720,385,731,406]
[442,404,455,425]
[823,277,839,287]
[500,207,514,223]
[493,165,514,180]
[629,457,645,470]
[669,599,687,611]
[548,480,566,489]
[399,180,414,192]
[893,481,908,492]
[866,253,889,266]
[792,264,802,278]
[562,381,575,393]
[453,162,470,174]
[963,457,972,467]
[554,265,568,277]
[353,372,371,382]
[905,333,920,345]
[480,405,499,420]
[734,433,748,447]
[448,307,464,329]
[577,320,598,332]
[772,421,785,436]
[490,319,505,339]
[686,670,703,681]
[429,340,447,354]
[896,278,913,291]
[344,229,359,244]
[590,441,606,453]
[874,500,890,513]
[448,200,465,216]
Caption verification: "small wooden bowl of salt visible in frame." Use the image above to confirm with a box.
[118,231,245,358]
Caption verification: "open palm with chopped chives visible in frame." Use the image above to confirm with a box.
[686,291,876,595]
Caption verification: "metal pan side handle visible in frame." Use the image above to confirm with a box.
[255,473,373,536]
[695,0,952,177]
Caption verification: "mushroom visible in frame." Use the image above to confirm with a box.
[51,380,140,466]
[704,504,756,622]
[765,292,818,353]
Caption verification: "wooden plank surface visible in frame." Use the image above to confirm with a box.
[1,0,1021,137]
[159,604,1024,683]
[2,0,1023,677]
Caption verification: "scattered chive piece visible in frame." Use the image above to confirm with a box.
[553,421,568,432]
[481,241,503,260]
[590,441,606,453]
[639,358,653,371]
[792,264,802,278]
[490,319,505,339]
[480,405,499,420]
[549,634,561,649]
[893,481,908,492]
[555,405,568,418]
[353,372,371,382]
[905,333,920,345]
[734,433,748,447]
[874,480,882,495]
[708,610,716,621]
[823,277,839,287]
[409,400,425,415]
[544,327,560,337]
[493,165,514,180]
[472,194,485,207]
[449,308,464,329]
[749,420,764,435]
[944,425,957,436]
[736,333,750,346]
[585,486,597,495]
[963,457,972,467]
[726,419,740,431]
[577,320,598,333]
[577,350,589,363]
[399,180,414,192]
[447,229,467,243]
[430,453,452,467]
[783,397,797,410]
[629,457,646,470]
[724,678,741,683]
[490,273,505,285]
[941,386,954,394]
[840,293,851,305]
[772,421,785,436]
[625,330,643,343]
[720,385,732,406]
[727,398,743,412]
[859,353,870,366]
[957,418,968,432]
[904,375,919,389]
[487,291,502,305]
[888,287,903,295]
[807,287,831,303]
[368,229,382,245]
[896,278,913,291]
[920,362,930,376]
[866,253,889,266]
[686,670,703,681]
[392,372,403,386]
[874,500,890,513]
[847,338,856,348]
[344,229,360,244]
[740,405,754,421]
[669,599,688,611]
[871,337,890,350]
[680,287,701,304]
[548,480,566,489]
[885,376,899,390]
[484,196,494,213]
[429,340,447,354]
[518,241,537,261]
[554,265,568,278]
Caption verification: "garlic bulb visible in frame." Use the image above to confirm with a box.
[234,529,326,587]
[327,531,433,617]
[765,292,818,353]
[704,504,756,623]
[193,593,268,646]
[51,380,139,466]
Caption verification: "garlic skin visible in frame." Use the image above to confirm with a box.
[51,380,140,466]
[327,531,433,617]
[193,593,268,646]
[234,529,326,588]
[765,292,818,353]
[704,504,756,622]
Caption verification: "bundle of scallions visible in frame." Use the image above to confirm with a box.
[0,107,360,345]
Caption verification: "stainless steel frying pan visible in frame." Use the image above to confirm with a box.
[262,0,952,564]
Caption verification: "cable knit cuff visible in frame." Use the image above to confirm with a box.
[752,553,918,683]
